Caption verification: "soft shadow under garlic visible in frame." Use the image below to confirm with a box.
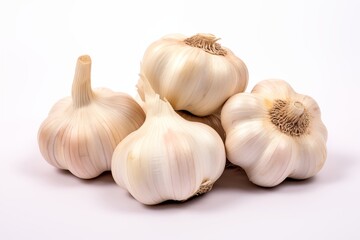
[212,168,261,192]
[213,166,320,193]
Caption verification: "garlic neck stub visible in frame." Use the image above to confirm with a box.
[112,76,226,205]
[71,55,94,108]
[184,33,227,56]
[269,99,310,137]
[38,55,145,179]
[133,91,226,142]
[221,79,327,187]
[139,33,248,116]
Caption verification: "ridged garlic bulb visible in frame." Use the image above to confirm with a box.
[111,76,226,205]
[138,33,248,116]
[38,55,145,179]
[221,79,328,187]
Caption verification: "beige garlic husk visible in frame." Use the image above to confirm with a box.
[138,33,248,116]
[38,55,145,179]
[111,75,226,205]
[221,79,328,187]
[177,110,225,142]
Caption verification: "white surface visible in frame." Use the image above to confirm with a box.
[1,0,360,239]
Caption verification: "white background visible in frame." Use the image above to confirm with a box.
[1,0,359,239]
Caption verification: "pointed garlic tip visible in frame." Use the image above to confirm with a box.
[72,55,94,108]
[138,71,174,117]
[184,33,227,56]
[138,71,156,101]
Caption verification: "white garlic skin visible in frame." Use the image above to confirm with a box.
[111,94,226,205]
[139,33,248,116]
[38,55,145,179]
[221,79,328,187]
[177,110,225,142]
[134,91,225,141]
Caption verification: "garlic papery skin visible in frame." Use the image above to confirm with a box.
[134,89,225,141]
[138,33,248,116]
[221,79,328,187]
[177,110,225,142]
[38,55,145,179]
[111,77,226,205]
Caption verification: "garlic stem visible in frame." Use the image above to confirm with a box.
[139,73,175,117]
[147,95,175,118]
[72,55,94,108]
[290,101,305,120]
[269,99,309,136]
[184,33,227,56]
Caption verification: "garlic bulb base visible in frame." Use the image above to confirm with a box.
[194,180,213,196]
[184,33,227,56]
[269,99,310,137]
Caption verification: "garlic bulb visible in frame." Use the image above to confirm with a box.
[221,79,327,187]
[111,75,226,205]
[138,33,248,116]
[38,55,145,179]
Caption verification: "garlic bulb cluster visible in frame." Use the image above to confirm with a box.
[38,55,145,179]
[221,79,328,187]
[111,76,226,205]
[37,33,329,206]
[138,33,248,116]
